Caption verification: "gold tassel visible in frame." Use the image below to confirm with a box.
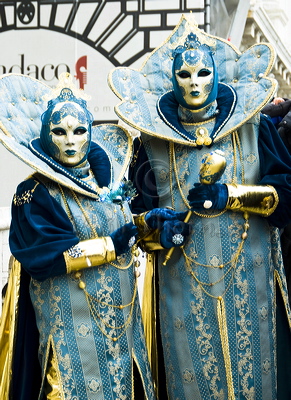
[0,258,21,399]
[217,296,235,400]
[141,252,159,396]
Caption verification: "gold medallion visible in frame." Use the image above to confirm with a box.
[195,127,212,146]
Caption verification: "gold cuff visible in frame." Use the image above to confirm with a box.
[226,184,279,216]
[138,229,164,252]
[64,237,116,273]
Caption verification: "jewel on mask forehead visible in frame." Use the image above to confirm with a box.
[182,48,213,69]
[172,32,214,60]
[182,49,202,67]
[59,88,75,101]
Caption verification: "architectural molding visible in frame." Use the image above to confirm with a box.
[0,0,206,67]
[241,4,291,98]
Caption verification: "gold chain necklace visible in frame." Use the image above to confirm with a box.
[169,141,226,218]
[169,131,246,400]
[169,130,244,217]
[59,184,99,237]
[182,214,248,299]
[58,184,139,340]
[168,131,250,297]
[84,278,137,342]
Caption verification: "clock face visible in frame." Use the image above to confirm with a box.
[1,1,205,121]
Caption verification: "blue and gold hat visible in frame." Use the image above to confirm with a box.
[108,14,277,147]
[0,73,132,198]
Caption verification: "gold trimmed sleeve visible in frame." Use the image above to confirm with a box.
[226,184,279,216]
[64,237,116,273]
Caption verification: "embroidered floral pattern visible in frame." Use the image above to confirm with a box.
[13,189,34,205]
[246,153,257,164]
[28,180,155,399]
[88,378,101,393]
[77,323,91,337]
[13,181,39,206]
[174,317,185,331]
[158,168,169,182]
[155,128,288,399]
[260,307,268,321]
[254,253,264,268]
[68,245,82,258]
[262,359,271,374]
[183,369,196,383]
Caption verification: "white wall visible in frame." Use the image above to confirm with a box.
[0,144,33,208]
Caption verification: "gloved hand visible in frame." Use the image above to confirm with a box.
[187,183,228,210]
[160,219,191,249]
[110,222,138,256]
[145,208,187,229]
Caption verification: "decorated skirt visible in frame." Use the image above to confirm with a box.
[29,179,155,400]
[142,118,291,400]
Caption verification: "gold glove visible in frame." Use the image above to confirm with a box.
[133,212,151,237]
[64,237,116,273]
[226,184,279,216]
[137,229,164,252]
[133,213,164,252]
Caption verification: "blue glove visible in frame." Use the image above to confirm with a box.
[110,222,138,256]
[187,183,228,210]
[145,208,187,229]
[160,219,191,249]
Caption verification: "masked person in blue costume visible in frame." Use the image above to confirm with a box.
[108,15,291,400]
[0,73,159,400]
